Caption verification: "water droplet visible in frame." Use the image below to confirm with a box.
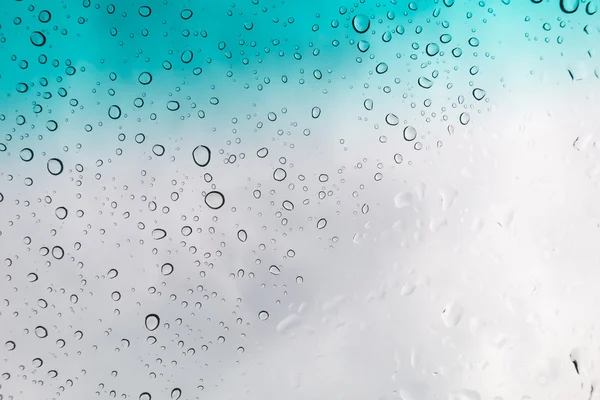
[167,101,180,111]
[52,246,64,259]
[20,148,34,162]
[376,62,388,74]
[440,33,452,43]
[394,192,413,208]
[107,269,118,279]
[426,43,440,56]
[38,10,51,23]
[418,77,433,89]
[35,326,48,338]
[171,389,182,400]
[192,145,211,167]
[269,265,281,275]
[30,31,46,46]
[403,126,417,141]
[473,88,486,100]
[364,98,374,110]
[161,263,174,276]
[144,314,160,331]
[5,341,15,351]
[258,310,270,320]
[16,83,28,93]
[205,191,225,209]
[560,0,579,13]
[152,229,167,240]
[47,158,64,176]
[441,301,463,327]
[459,112,471,125]
[152,144,165,156]
[138,6,152,17]
[257,147,268,158]
[357,40,370,52]
[108,105,122,119]
[138,72,152,85]
[181,9,193,19]
[55,207,68,220]
[586,1,598,14]
[237,229,247,242]
[317,218,327,229]
[352,14,370,33]
[311,106,321,118]
[273,168,287,181]
[382,30,392,42]
[385,113,399,126]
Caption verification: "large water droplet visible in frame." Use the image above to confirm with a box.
[30,31,46,46]
[35,326,48,338]
[560,0,579,13]
[472,88,486,100]
[20,148,34,162]
[205,191,225,209]
[273,168,287,181]
[192,145,211,167]
[171,389,182,400]
[376,62,388,74]
[459,112,471,125]
[403,126,417,141]
[144,314,160,331]
[352,14,370,33]
[311,106,321,119]
[418,77,433,89]
[108,105,122,119]
[426,43,440,56]
[258,310,270,320]
[152,229,167,240]
[161,263,174,276]
[47,158,64,176]
[385,113,399,126]
[317,218,327,229]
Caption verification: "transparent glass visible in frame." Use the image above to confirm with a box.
[1,1,599,399]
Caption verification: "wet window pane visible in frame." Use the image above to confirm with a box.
[1,1,599,399]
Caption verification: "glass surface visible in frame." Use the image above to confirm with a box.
[1,1,599,399]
